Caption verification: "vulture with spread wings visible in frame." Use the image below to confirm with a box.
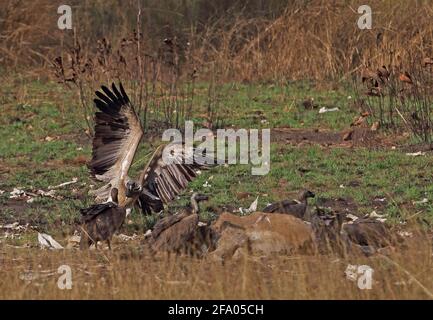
[87,82,213,214]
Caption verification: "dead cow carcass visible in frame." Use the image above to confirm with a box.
[209,212,316,261]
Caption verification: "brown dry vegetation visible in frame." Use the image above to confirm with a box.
[2,0,433,81]
[0,225,432,300]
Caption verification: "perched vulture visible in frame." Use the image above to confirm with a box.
[151,193,208,239]
[150,193,215,255]
[80,188,126,249]
[87,82,213,214]
[342,218,392,248]
[262,190,315,219]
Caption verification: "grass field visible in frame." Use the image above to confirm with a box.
[1,75,433,299]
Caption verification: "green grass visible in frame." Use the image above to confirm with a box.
[190,81,357,130]
[0,77,432,240]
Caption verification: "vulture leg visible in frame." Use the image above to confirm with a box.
[80,235,92,250]
[80,228,93,249]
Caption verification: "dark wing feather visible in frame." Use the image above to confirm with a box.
[137,193,164,215]
[263,199,301,213]
[151,214,199,252]
[136,143,214,215]
[80,202,117,223]
[343,218,391,247]
[152,211,189,239]
[88,83,143,202]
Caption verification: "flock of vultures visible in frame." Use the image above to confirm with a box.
[79,83,402,259]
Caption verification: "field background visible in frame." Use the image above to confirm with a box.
[1,0,433,299]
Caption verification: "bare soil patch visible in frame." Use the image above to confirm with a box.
[272,127,391,148]
[0,199,32,225]
[399,142,433,153]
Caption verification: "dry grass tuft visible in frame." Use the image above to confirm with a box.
[0,226,432,300]
[3,1,433,82]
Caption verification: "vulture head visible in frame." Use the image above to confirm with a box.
[190,193,209,214]
[299,190,315,200]
[125,180,142,197]
[125,180,161,204]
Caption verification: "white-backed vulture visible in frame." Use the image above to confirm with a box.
[87,82,213,214]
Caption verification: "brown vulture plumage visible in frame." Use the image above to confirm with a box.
[80,188,126,249]
[262,190,315,219]
[87,82,213,215]
[149,193,215,255]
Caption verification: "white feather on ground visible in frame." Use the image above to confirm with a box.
[37,233,63,249]
[239,196,259,214]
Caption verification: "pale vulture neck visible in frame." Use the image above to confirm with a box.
[191,197,199,214]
